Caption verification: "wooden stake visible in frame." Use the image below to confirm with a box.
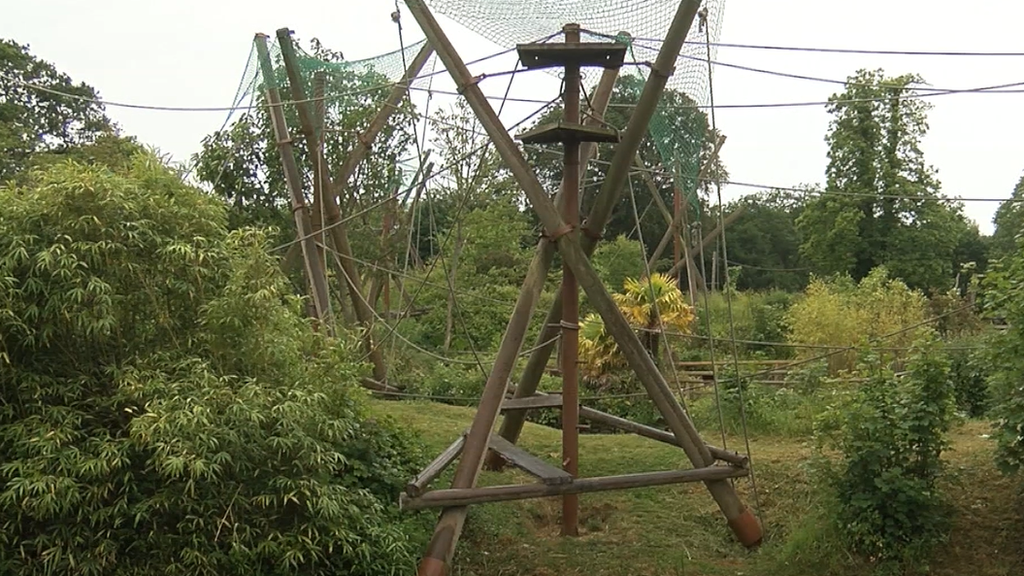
[254,34,333,332]
[401,465,748,510]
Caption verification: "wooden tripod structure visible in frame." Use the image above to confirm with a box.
[401,1,762,574]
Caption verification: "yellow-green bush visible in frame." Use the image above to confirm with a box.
[785,267,930,374]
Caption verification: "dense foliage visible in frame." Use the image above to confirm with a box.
[0,38,113,182]
[816,343,955,568]
[0,154,423,575]
[797,69,983,294]
[981,236,1024,474]
[786,267,929,374]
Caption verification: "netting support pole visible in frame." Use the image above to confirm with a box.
[635,154,704,291]
[254,34,333,334]
[646,134,725,268]
[275,28,391,389]
[494,1,711,456]
[560,23,582,539]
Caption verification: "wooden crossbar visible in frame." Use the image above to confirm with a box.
[400,465,748,510]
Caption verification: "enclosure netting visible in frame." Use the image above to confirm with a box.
[423,0,725,211]
[235,36,436,187]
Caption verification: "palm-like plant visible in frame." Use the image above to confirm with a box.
[613,273,695,361]
[578,312,624,379]
[578,273,695,376]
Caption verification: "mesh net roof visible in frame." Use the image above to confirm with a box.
[423,0,724,102]
[418,0,728,209]
[236,37,436,110]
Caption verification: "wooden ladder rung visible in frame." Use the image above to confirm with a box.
[501,394,565,411]
[488,434,573,485]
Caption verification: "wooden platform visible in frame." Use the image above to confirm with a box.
[517,121,619,145]
[516,42,628,70]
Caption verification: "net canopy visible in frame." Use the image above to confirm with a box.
[238,35,436,191]
[423,0,725,212]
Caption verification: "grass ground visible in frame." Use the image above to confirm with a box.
[369,399,1024,576]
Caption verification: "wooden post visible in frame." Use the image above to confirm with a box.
[484,65,619,471]
[673,184,682,276]
[404,3,761,569]
[254,34,333,331]
[679,195,701,299]
[311,71,331,310]
[560,23,582,538]
[275,28,388,386]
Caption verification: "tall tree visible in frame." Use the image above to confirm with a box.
[721,190,809,292]
[991,174,1024,261]
[797,68,976,293]
[0,38,113,182]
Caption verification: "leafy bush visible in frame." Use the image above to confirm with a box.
[980,240,1024,474]
[0,155,423,576]
[945,336,990,417]
[786,267,930,375]
[814,343,955,567]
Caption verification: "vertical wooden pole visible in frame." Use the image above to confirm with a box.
[560,23,581,538]
[484,65,618,470]
[673,185,682,278]
[254,34,333,331]
[312,71,331,314]
[711,248,719,291]
[679,192,700,300]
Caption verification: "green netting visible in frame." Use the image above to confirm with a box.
[238,36,435,105]
[238,36,436,190]
[421,0,725,213]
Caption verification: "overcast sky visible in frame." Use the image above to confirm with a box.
[5,0,1023,234]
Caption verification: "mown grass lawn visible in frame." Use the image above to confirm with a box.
[370,399,1024,575]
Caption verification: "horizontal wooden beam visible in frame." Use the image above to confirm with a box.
[400,465,748,510]
[500,394,566,411]
[577,406,749,467]
[488,434,573,485]
[406,432,466,497]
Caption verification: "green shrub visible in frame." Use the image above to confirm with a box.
[980,240,1024,474]
[787,267,930,375]
[946,336,990,417]
[0,155,423,576]
[814,343,955,567]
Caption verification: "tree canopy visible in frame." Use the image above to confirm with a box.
[797,68,981,293]
[0,38,113,182]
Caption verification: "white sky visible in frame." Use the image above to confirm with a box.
[5,0,1023,234]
